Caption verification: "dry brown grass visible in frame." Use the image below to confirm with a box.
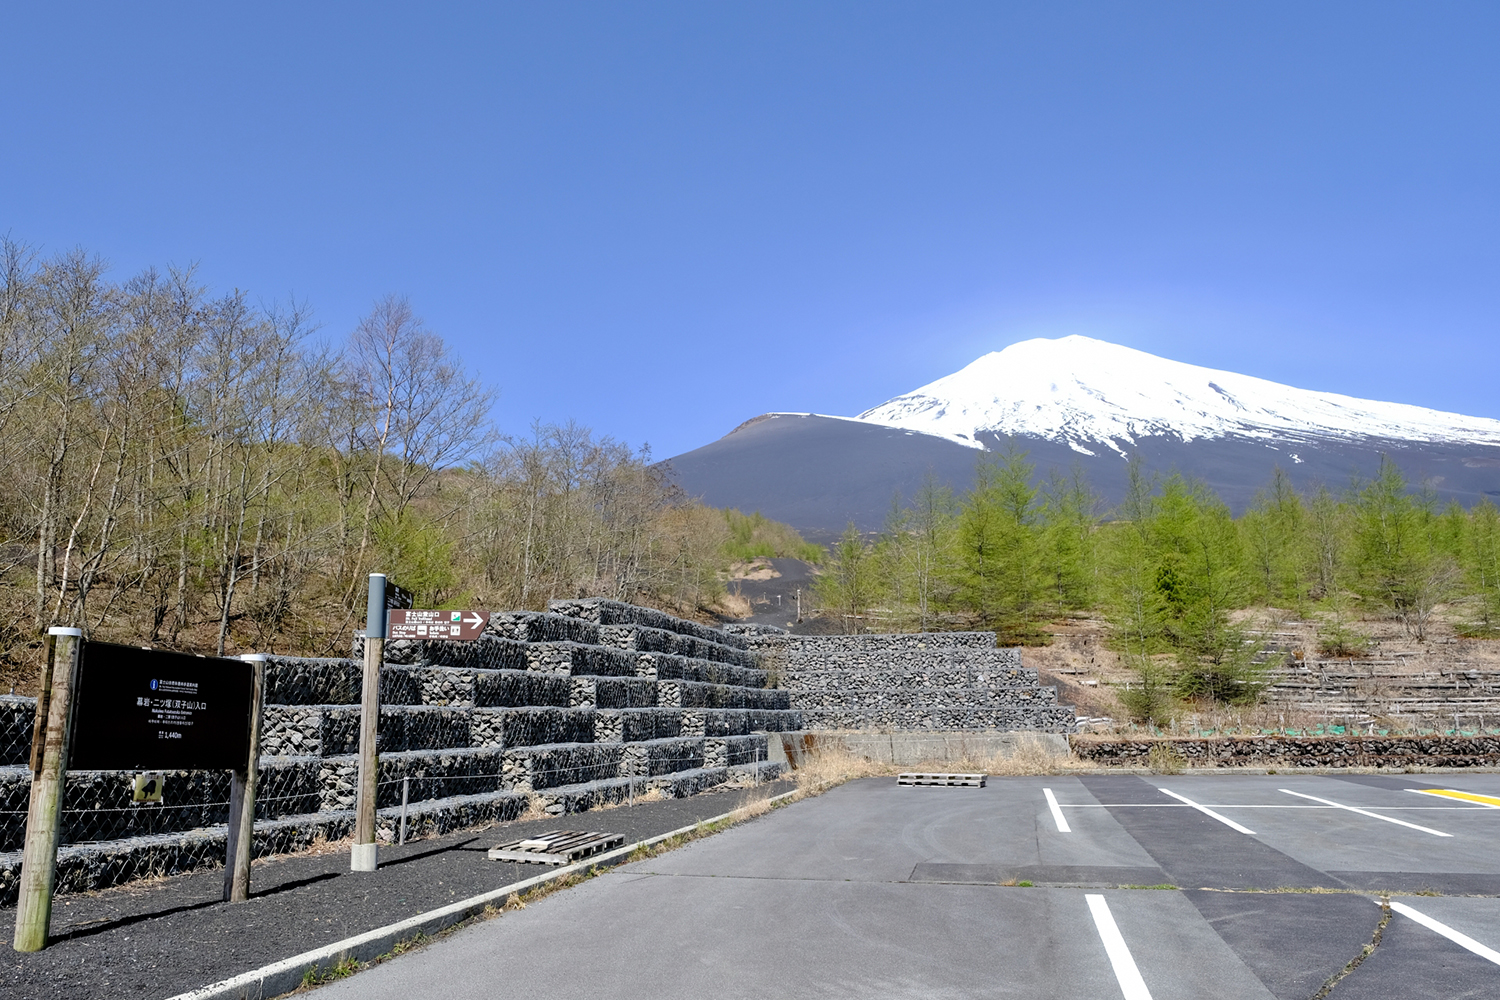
[717,592,753,618]
[517,792,550,821]
[590,784,668,812]
[788,734,1087,789]
[985,733,1083,775]
[1147,742,1186,774]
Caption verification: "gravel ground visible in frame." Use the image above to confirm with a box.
[1,778,793,1000]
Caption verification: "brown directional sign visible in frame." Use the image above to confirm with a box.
[388,609,490,641]
[68,643,254,771]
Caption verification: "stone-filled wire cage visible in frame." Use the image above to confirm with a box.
[723,625,1078,733]
[0,601,804,906]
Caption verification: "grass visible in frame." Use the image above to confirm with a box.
[517,792,551,821]
[299,956,360,987]
[1147,742,1186,774]
[781,732,1087,788]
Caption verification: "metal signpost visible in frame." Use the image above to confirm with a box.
[388,608,490,642]
[14,636,259,952]
[351,574,389,872]
[352,575,483,872]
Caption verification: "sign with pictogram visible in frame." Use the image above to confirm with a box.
[387,609,490,641]
[133,773,165,803]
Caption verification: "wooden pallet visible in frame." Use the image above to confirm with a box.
[898,773,986,787]
[487,830,625,865]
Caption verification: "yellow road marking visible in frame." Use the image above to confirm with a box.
[1414,789,1500,809]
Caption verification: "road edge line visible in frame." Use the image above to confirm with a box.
[165,788,802,1000]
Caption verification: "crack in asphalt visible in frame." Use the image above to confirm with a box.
[1310,896,1391,1000]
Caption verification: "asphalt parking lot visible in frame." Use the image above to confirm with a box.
[313,772,1500,999]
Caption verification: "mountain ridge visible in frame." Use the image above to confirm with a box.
[854,335,1500,456]
[664,337,1500,533]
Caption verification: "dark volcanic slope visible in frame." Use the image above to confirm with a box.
[662,415,982,533]
[661,413,1500,533]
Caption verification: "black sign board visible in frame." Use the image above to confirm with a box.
[385,580,414,611]
[68,643,254,771]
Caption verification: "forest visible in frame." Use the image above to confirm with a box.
[5,236,1498,720]
[0,239,811,691]
[814,449,1500,721]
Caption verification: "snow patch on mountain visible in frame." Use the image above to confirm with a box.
[854,335,1500,456]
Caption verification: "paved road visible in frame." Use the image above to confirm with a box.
[1,780,793,1000]
[312,773,1500,999]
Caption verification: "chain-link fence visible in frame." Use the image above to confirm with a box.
[0,651,792,905]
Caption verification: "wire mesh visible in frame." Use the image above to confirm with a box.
[0,644,795,905]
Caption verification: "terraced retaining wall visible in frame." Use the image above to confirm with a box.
[1070,734,1500,768]
[0,600,800,905]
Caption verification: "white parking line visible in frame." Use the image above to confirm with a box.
[1086,894,1154,1000]
[1157,788,1256,834]
[1043,788,1071,833]
[1279,788,1452,837]
[1387,900,1500,966]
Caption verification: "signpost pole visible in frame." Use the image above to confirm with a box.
[352,573,385,872]
[224,654,267,902]
[399,776,408,846]
[13,628,83,952]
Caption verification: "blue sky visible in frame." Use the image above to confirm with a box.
[5,3,1497,458]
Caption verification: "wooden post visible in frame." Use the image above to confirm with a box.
[224,654,267,902]
[352,573,385,872]
[13,628,83,952]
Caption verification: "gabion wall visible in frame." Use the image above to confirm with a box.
[0,604,800,904]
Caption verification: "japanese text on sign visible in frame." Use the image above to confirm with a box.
[387,609,490,641]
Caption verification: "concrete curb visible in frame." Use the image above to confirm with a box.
[164,788,802,1000]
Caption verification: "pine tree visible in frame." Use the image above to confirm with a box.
[954,447,1044,639]
[1461,499,1500,637]
[815,523,879,633]
[1039,466,1101,610]
[1352,456,1456,640]
[1241,467,1309,608]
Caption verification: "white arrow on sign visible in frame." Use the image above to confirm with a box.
[464,612,485,628]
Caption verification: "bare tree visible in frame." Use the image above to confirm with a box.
[345,295,494,589]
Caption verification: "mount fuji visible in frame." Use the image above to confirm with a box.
[664,336,1500,535]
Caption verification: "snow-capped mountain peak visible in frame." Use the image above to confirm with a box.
[854,335,1500,457]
